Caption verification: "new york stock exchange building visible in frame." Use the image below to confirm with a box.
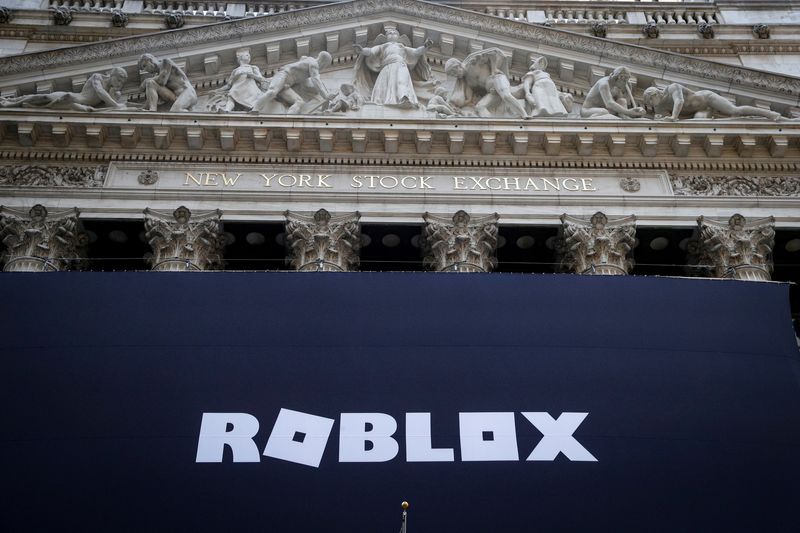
[2,1,800,531]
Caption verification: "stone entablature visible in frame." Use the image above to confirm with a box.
[1,110,798,161]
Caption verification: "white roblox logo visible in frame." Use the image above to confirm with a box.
[195,409,597,467]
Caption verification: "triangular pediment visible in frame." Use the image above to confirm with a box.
[0,0,799,117]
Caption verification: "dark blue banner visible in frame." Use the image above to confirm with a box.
[2,273,799,532]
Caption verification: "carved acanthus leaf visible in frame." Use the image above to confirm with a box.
[689,214,775,281]
[422,211,499,273]
[143,206,224,271]
[284,209,361,272]
[557,212,636,275]
[0,204,87,271]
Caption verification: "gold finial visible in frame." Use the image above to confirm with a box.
[401,501,409,510]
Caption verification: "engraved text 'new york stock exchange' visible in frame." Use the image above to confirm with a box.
[183,172,598,192]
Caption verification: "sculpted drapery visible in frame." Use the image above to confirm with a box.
[353,28,432,108]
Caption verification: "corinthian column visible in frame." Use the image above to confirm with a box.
[143,206,224,271]
[422,211,499,272]
[691,214,775,281]
[558,212,636,275]
[284,209,361,271]
[0,205,87,272]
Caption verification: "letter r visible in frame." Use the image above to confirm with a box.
[195,412,261,463]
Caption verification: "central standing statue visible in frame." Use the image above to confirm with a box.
[353,27,432,108]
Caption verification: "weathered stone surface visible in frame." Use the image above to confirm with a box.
[144,206,224,271]
[422,211,499,272]
[0,166,106,188]
[284,209,361,272]
[671,175,800,196]
[0,205,87,271]
[558,212,636,275]
[690,214,775,281]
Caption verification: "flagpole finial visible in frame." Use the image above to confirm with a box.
[401,501,409,510]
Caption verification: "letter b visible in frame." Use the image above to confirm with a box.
[339,413,399,462]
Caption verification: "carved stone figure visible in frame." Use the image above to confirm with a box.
[558,212,636,275]
[590,21,607,38]
[422,211,499,273]
[52,7,72,26]
[752,24,770,39]
[690,214,774,281]
[0,68,129,112]
[165,12,184,29]
[642,21,660,38]
[207,48,268,112]
[581,66,645,119]
[252,52,333,114]
[426,85,458,117]
[284,209,361,272]
[0,205,87,272]
[111,10,129,28]
[522,56,568,118]
[353,27,433,108]
[643,83,782,121]
[143,206,224,271]
[0,165,106,188]
[698,21,714,38]
[444,48,527,118]
[325,83,364,114]
[138,53,197,112]
[0,7,14,24]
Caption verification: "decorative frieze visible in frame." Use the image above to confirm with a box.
[671,175,800,196]
[690,214,775,281]
[557,212,636,275]
[422,211,499,273]
[0,165,106,188]
[284,209,361,272]
[0,205,87,272]
[143,206,224,271]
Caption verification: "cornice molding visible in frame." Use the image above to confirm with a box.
[0,0,799,100]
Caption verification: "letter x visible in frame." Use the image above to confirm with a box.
[522,412,597,462]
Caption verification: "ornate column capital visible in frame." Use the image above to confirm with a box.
[422,211,499,273]
[691,214,775,281]
[0,204,87,272]
[143,206,224,271]
[558,212,636,275]
[284,209,361,272]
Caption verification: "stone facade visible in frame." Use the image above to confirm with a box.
[0,0,796,286]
